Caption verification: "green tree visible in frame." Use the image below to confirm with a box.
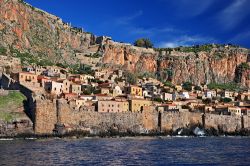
[221,97,232,103]
[126,72,137,85]
[0,47,7,55]
[182,82,192,91]
[134,38,153,48]
[194,85,202,91]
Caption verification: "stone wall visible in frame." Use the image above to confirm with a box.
[243,116,250,130]
[34,99,250,134]
[34,99,159,134]
[34,99,57,134]
[204,114,242,132]
[161,111,203,132]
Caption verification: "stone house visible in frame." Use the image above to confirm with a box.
[98,82,113,89]
[124,85,143,96]
[222,91,234,98]
[45,66,65,77]
[80,74,94,83]
[68,74,81,83]
[240,108,250,116]
[50,80,63,95]
[116,70,123,78]
[214,106,230,115]
[204,90,216,98]
[157,104,181,112]
[238,93,250,101]
[109,74,118,83]
[22,66,35,73]
[62,79,71,94]
[37,76,51,88]
[113,85,123,97]
[228,107,242,116]
[11,72,38,85]
[97,99,129,113]
[143,90,152,98]
[163,92,173,101]
[75,99,88,110]
[175,85,183,92]
[179,91,190,99]
[71,83,82,94]
[35,66,46,75]
[101,88,110,95]
[129,99,152,112]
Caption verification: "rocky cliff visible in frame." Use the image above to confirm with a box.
[102,41,250,87]
[0,0,95,64]
[1,0,250,87]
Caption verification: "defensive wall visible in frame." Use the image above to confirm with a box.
[34,99,250,134]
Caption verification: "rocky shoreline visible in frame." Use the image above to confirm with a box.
[1,126,250,140]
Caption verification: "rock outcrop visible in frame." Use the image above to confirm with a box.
[1,0,250,87]
[101,41,250,87]
[0,0,95,64]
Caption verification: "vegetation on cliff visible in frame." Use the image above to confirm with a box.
[0,47,7,55]
[0,91,26,111]
[134,38,153,48]
[207,82,241,91]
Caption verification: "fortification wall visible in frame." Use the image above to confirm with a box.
[204,114,242,132]
[34,99,250,134]
[161,112,203,132]
[243,116,250,130]
[34,99,159,134]
[34,100,57,134]
[58,99,158,134]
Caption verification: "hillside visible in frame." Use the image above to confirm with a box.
[0,0,250,87]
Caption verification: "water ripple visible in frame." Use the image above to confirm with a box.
[0,137,250,165]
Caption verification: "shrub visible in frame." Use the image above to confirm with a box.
[0,47,7,55]
[207,83,240,91]
[125,72,137,85]
[221,98,232,103]
[182,82,192,91]
[194,85,202,91]
[164,81,174,88]
[134,38,153,48]
[154,98,163,103]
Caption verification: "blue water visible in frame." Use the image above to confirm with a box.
[0,137,250,165]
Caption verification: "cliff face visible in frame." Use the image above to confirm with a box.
[158,48,250,86]
[102,41,158,72]
[0,0,95,63]
[1,0,250,87]
[102,41,250,87]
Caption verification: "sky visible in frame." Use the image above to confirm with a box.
[24,0,250,48]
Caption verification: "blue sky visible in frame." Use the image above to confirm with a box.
[25,0,250,48]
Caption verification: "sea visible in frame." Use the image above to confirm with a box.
[0,137,250,166]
